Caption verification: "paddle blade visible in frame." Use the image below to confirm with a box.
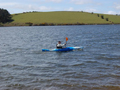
[66,37,68,41]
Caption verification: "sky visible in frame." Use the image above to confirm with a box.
[0,0,120,14]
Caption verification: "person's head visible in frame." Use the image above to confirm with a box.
[58,41,61,44]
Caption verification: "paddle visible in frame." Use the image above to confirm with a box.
[65,37,68,46]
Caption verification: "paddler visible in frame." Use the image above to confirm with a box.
[56,41,66,49]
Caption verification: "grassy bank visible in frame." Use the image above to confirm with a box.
[3,11,120,26]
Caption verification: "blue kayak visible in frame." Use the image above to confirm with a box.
[42,46,83,52]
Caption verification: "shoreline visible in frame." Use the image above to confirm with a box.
[1,23,120,27]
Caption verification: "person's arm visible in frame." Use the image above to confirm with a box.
[62,43,66,47]
[64,43,67,47]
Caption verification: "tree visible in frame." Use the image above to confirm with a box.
[106,18,109,21]
[101,15,104,19]
[97,14,99,17]
[0,8,13,23]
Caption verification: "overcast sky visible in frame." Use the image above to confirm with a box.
[0,0,120,14]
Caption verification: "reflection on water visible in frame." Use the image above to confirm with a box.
[0,25,120,90]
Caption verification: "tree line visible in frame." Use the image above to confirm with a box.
[0,8,13,23]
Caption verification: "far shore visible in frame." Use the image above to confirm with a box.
[1,23,120,27]
[1,11,120,27]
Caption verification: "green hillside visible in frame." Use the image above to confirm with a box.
[98,14,120,24]
[4,11,120,26]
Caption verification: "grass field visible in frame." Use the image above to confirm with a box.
[4,11,120,26]
[98,14,120,24]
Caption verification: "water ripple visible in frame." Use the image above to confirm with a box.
[0,25,120,90]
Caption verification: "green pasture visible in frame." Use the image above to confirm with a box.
[98,14,120,24]
[11,11,113,25]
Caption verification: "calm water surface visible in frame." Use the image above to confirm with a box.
[0,25,120,90]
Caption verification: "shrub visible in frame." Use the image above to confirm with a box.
[101,15,104,19]
[97,14,99,17]
[0,23,3,26]
[106,18,109,21]
[25,22,33,26]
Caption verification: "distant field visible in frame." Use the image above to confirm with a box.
[5,11,120,26]
[98,14,120,24]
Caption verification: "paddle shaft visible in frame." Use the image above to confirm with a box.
[65,37,68,47]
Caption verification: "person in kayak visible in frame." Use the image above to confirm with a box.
[56,41,66,49]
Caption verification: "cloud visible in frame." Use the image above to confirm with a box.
[65,7,82,11]
[45,0,62,3]
[29,0,62,3]
[67,7,74,11]
[71,0,93,5]
[15,4,52,11]
[114,3,120,10]
[0,2,52,11]
[105,11,117,15]
[0,2,17,7]
[85,8,98,13]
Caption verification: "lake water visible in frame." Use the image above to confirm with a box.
[0,25,120,90]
